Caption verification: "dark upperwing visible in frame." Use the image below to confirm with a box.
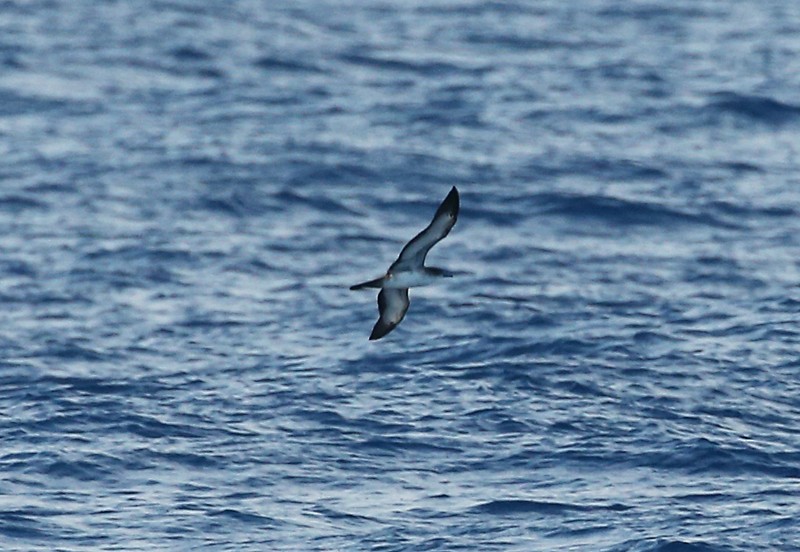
[369,287,410,340]
[389,186,459,272]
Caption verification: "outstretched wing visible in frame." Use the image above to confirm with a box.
[369,288,410,340]
[390,186,459,272]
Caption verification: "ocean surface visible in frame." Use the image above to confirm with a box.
[2,1,800,550]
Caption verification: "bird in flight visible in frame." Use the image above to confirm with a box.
[350,186,460,340]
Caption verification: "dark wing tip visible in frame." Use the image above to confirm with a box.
[369,321,394,340]
[369,288,408,340]
[436,186,459,219]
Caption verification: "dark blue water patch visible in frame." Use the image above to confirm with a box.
[681,256,767,290]
[8,450,126,482]
[0,90,67,116]
[118,414,215,440]
[496,337,600,359]
[192,186,275,217]
[170,45,213,61]
[535,106,650,125]
[707,199,797,220]
[177,315,247,329]
[150,450,225,469]
[31,375,138,396]
[339,51,486,77]
[82,244,195,264]
[0,510,54,541]
[39,456,114,482]
[206,508,282,527]
[356,436,463,455]
[755,510,800,530]
[401,536,464,552]
[534,192,741,230]
[642,438,800,478]
[671,491,735,503]
[292,407,414,435]
[597,62,668,85]
[544,522,616,541]
[462,407,534,434]
[0,258,37,277]
[157,46,227,78]
[608,539,736,552]
[21,181,79,198]
[20,407,114,437]
[516,156,669,182]
[222,256,276,275]
[649,541,735,552]
[416,2,542,16]
[464,33,597,52]
[631,330,683,349]
[179,64,225,80]
[470,499,631,516]
[552,377,612,399]
[706,91,800,126]
[68,265,180,290]
[35,340,110,363]
[0,194,49,211]
[720,161,764,174]
[411,100,485,128]
[254,55,322,73]
[164,152,223,169]
[598,5,719,20]
[374,155,480,188]
[313,505,382,526]
[286,162,379,190]
[0,52,24,69]
[100,52,224,80]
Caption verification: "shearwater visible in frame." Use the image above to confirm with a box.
[350,186,460,340]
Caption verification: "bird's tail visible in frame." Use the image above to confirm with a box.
[350,277,385,290]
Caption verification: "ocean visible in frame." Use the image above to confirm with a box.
[1,1,799,550]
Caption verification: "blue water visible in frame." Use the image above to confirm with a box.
[2,1,800,550]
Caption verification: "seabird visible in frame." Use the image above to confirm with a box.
[350,186,460,340]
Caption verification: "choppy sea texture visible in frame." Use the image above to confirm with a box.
[2,0,800,550]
